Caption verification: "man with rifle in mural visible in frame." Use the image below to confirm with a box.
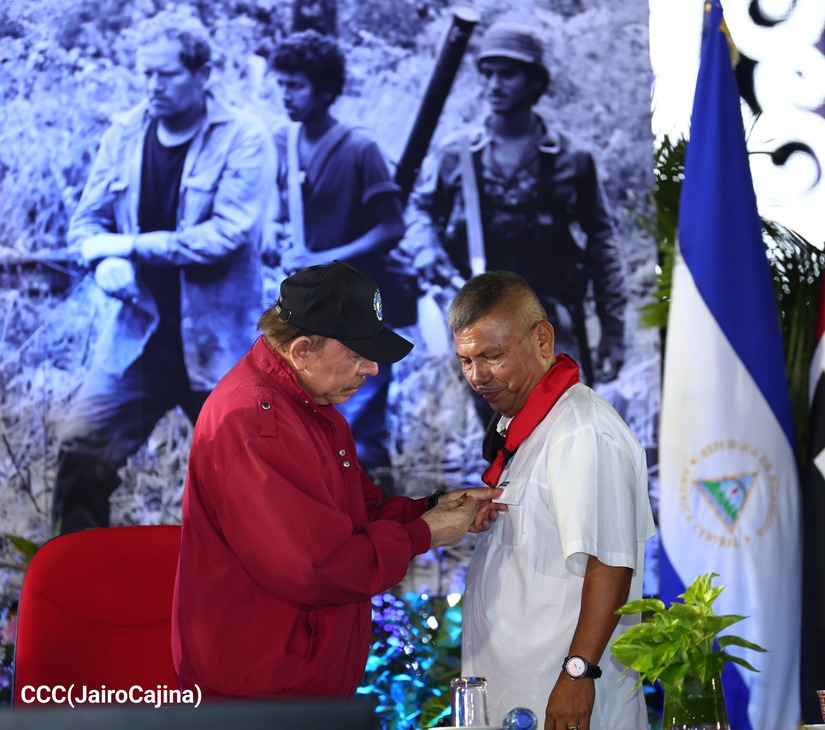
[407,20,627,395]
[54,10,274,533]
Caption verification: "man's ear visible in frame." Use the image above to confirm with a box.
[536,321,555,357]
[195,63,211,88]
[287,336,314,372]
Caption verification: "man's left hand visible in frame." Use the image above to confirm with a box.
[80,233,134,265]
[93,256,139,302]
[545,671,595,730]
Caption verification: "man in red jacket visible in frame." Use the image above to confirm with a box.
[172,260,502,698]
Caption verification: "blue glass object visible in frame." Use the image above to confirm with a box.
[502,707,538,730]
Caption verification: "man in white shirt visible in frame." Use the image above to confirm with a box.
[449,271,655,729]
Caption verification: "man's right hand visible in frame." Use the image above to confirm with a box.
[421,487,502,547]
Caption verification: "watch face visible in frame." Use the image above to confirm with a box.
[565,656,587,677]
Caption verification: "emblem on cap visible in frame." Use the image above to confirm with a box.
[373,289,383,321]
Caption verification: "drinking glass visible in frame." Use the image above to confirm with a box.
[450,676,489,727]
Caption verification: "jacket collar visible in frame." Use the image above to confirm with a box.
[251,336,332,412]
[470,113,562,155]
[112,91,232,131]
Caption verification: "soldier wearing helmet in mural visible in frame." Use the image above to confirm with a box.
[407,20,626,398]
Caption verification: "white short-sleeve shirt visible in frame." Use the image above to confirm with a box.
[461,384,655,729]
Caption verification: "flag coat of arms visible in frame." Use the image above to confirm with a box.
[659,2,801,728]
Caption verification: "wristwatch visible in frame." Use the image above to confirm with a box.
[426,490,445,511]
[563,655,602,680]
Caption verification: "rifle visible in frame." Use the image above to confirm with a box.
[387,7,481,352]
[394,3,480,204]
[0,253,83,296]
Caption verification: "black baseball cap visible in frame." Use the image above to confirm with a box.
[276,261,414,364]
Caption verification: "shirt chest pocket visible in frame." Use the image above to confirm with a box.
[494,477,531,547]
[180,172,220,226]
[106,178,130,222]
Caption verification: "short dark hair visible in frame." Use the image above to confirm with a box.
[258,301,325,351]
[448,271,547,332]
[270,30,346,100]
[136,10,212,71]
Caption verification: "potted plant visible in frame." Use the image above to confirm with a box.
[610,572,766,729]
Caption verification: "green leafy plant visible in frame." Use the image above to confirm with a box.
[610,573,766,698]
[0,534,40,572]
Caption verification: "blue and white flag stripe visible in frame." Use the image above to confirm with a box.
[659,2,801,729]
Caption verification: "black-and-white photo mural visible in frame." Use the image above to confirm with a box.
[0,0,657,564]
[0,0,658,718]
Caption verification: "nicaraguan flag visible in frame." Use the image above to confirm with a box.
[659,2,801,728]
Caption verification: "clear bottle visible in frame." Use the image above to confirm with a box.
[502,706,538,730]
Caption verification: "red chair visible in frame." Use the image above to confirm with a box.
[12,525,182,707]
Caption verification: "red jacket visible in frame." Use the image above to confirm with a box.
[171,336,431,697]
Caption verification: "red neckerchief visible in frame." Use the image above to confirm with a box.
[481,353,580,487]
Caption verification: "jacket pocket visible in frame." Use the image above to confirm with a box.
[286,608,319,660]
[180,173,219,225]
[107,178,130,227]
